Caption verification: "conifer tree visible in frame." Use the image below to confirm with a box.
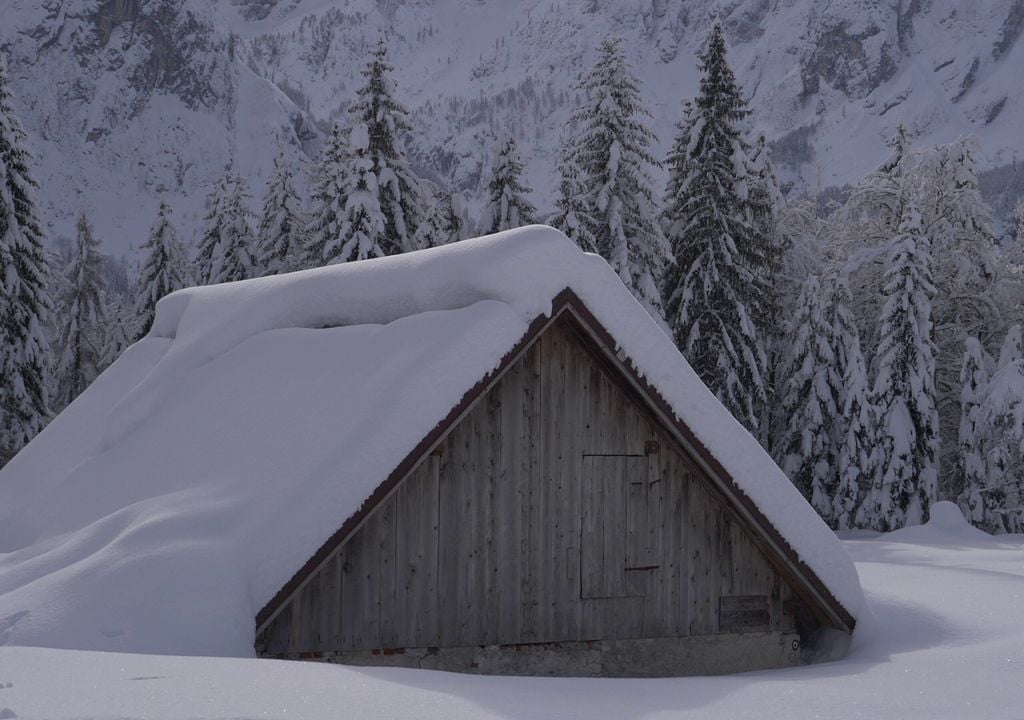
[660,22,767,432]
[305,125,349,265]
[837,130,1008,502]
[195,174,228,282]
[749,134,791,446]
[314,122,388,264]
[550,141,598,253]
[195,172,257,284]
[415,189,467,248]
[862,204,939,530]
[981,325,1024,533]
[747,134,787,334]
[924,138,999,498]
[831,281,877,530]
[0,57,52,465]
[955,337,997,530]
[257,146,305,275]
[100,295,135,370]
[834,127,915,361]
[837,332,877,530]
[569,37,667,318]
[136,201,191,338]
[348,38,427,254]
[778,276,840,519]
[54,213,106,409]
[482,136,535,234]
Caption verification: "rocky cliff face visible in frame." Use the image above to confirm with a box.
[1,0,1021,255]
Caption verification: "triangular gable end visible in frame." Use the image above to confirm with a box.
[255,288,855,639]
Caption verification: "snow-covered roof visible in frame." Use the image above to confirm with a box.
[0,226,862,656]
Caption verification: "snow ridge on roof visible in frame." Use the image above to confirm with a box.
[0,226,861,656]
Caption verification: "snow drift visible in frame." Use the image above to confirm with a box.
[0,226,862,656]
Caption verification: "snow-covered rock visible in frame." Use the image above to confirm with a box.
[0,227,861,656]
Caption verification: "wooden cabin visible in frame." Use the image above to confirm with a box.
[255,288,856,677]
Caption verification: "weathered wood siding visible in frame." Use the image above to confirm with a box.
[258,317,802,655]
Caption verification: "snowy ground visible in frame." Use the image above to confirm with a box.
[0,507,1020,720]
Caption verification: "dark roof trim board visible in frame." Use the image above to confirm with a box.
[255,288,856,636]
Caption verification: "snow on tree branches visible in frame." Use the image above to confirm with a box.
[416,189,467,249]
[0,57,52,465]
[978,326,1024,533]
[568,37,667,319]
[778,276,840,520]
[257,146,306,275]
[482,136,535,234]
[306,123,389,265]
[550,141,598,253]
[955,337,998,531]
[136,201,191,339]
[660,22,769,433]
[347,38,428,254]
[830,280,878,531]
[54,213,106,409]
[861,203,940,531]
[195,172,257,285]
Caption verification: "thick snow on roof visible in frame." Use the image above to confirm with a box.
[0,226,861,656]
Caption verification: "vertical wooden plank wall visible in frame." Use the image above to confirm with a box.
[259,318,799,655]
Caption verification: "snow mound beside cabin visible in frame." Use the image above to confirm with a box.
[0,226,862,656]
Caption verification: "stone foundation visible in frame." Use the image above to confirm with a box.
[266,631,802,677]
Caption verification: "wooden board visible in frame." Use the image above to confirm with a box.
[719,595,772,632]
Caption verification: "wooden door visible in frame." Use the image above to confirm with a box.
[580,454,652,599]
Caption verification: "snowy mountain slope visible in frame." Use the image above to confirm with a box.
[0,506,1021,719]
[1,0,1023,256]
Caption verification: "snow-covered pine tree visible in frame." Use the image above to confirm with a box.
[317,122,388,264]
[834,126,916,360]
[54,213,106,409]
[257,146,305,275]
[777,275,840,521]
[195,174,229,282]
[660,22,767,433]
[766,192,827,450]
[921,138,1000,499]
[348,37,427,254]
[0,57,52,465]
[862,203,940,531]
[747,134,787,335]
[136,201,191,339]
[195,172,257,285]
[482,136,535,234]
[100,295,135,370]
[415,188,467,248]
[980,325,1024,533]
[748,134,792,446]
[550,140,598,253]
[830,280,878,530]
[305,124,349,265]
[222,173,258,280]
[955,337,998,530]
[569,36,667,318]
[837,132,1006,500]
